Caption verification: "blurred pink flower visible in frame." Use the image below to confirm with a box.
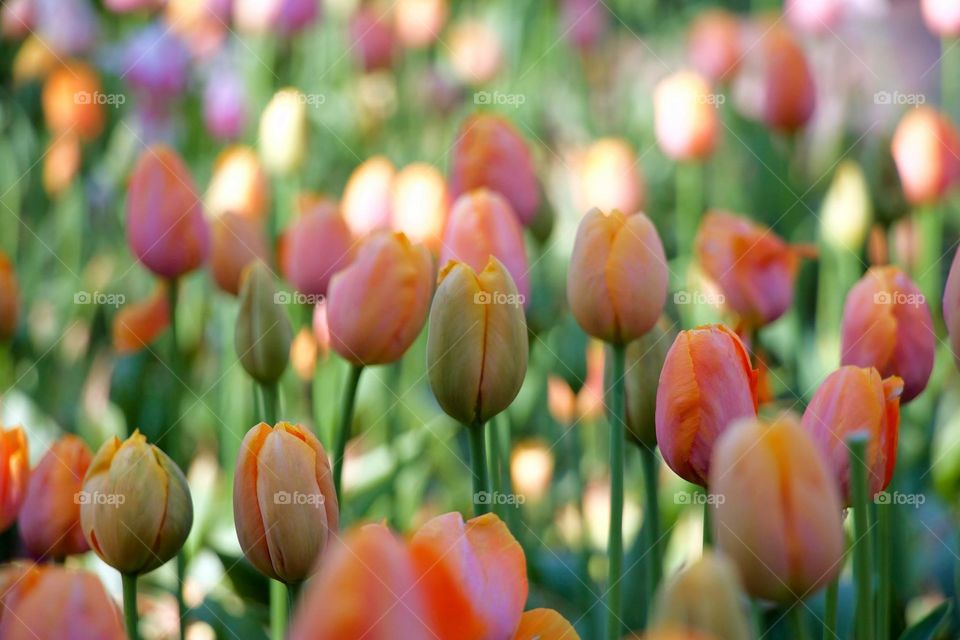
[122,23,190,100]
[561,0,607,51]
[350,7,397,72]
[203,68,248,140]
[34,0,97,55]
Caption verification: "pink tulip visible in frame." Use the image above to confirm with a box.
[279,196,355,297]
[785,0,843,35]
[654,71,719,161]
[350,7,396,71]
[687,9,742,83]
[923,0,960,37]
[945,248,960,370]
[203,70,248,141]
[342,156,395,236]
[891,106,960,205]
[122,23,190,100]
[561,0,607,51]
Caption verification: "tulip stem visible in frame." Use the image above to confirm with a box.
[915,205,943,326]
[675,160,703,261]
[122,573,141,640]
[639,446,661,613]
[877,492,892,640]
[333,364,364,503]
[848,433,875,640]
[607,343,626,640]
[469,420,490,515]
[823,574,839,640]
[270,580,287,640]
[790,605,810,640]
[258,382,279,424]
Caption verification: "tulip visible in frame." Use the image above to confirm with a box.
[205,147,270,221]
[341,156,395,236]
[510,439,555,502]
[759,29,816,132]
[695,211,809,327]
[391,162,449,251]
[126,145,210,279]
[234,421,338,583]
[651,551,752,640]
[19,435,92,559]
[12,36,60,85]
[290,328,319,381]
[236,263,293,386]
[166,0,231,57]
[710,415,844,602]
[0,564,124,640]
[394,0,447,49]
[33,0,97,56]
[41,61,104,142]
[43,133,81,197]
[327,232,432,365]
[0,252,19,341]
[80,430,193,575]
[802,366,903,502]
[0,426,28,531]
[891,106,960,205]
[313,299,331,360]
[275,0,320,35]
[576,137,646,216]
[112,285,170,354]
[279,195,355,297]
[687,9,741,83]
[449,113,539,226]
[513,608,580,639]
[350,7,396,71]
[448,20,503,85]
[785,0,843,34]
[121,23,189,100]
[820,161,872,252]
[654,71,719,162]
[624,321,674,448]
[923,0,960,37]
[203,70,248,140]
[1,0,33,40]
[840,266,934,402]
[560,0,607,51]
[259,88,308,175]
[567,208,668,344]
[656,324,759,487]
[441,189,530,302]
[209,211,269,295]
[945,248,960,370]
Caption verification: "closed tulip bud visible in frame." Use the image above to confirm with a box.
[0,426,28,531]
[391,162,449,251]
[80,430,193,574]
[0,253,19,341]
[802,366,903,502]
[891,106,960,205]
[841,266,934,402]
[206,146,270,220]
[427,258,528,425]
[259,88,308,175]
[710,415,844,602]
[126,145,210,279]
[654,71,719,161]
[342,156,396,236]
[448,20,503,85]
[234,421,338,583]
[624,321,674,448]
[656,325,759,487]
[327,232,432,365]
[235,263,293,385]
[688,9,742,83]
[279,196,355,296]
[41,62,104,142]
[820,161,872,252]
[0,565,124,640]
[696,211,810,327]
[441,189,530,302]
[112,285,170,354]
[19,435,92,559]
[651,551,753,640]
[567,208,668,344]
[350,7,397,71]
[395,0,447,49]
[514,608,580,639]
[450,113,539,226]
[923,0,960,37]
[945,249,960,369]
[576,137,646,216]
[209,211,269,295]
[759,29,816,132]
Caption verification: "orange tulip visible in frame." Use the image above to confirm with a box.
[42,133,81,197]
[840,266,934,402]
[41,61,105,142]
[342,156,396,236]
[654,71,719,161]
[279,195,355,297]
[511,439,555,503]
[567,208,668,344]
[291,327,319,381]
[209,211,269,295]
[234,421,338,583]
[441,189,530,302]
[0,564,124,640]
[802,366,903,502]
[410,512,528,640]
[125,145,210,279]
[891,106,960,205]
[923,0,960,37]
[687,8,742,83]
[656,324,758,487]
[450,113,539,226]
[0,426,28,531]
[0,252,19,341]
[759,28,816,132]
[576,138,646,216]
[447,20,503,86]
[19,435,92,559]
[394,0,447,49]
[391,162,449,251]
[205,145,270,220]
[327,232,433,365]
[710,415,844,602]
[112,284,170,354]
[513,608,580,639]
[945,248,960,370]
[695,210,809,327]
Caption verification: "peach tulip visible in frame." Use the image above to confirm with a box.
[945,248,960,369]
[447,20,503,85]
[259,87,308,175]
[513,608,580,639]
[687,9,741,83]
[327,232,433,365]
[236,263,293,385]
[342,156,395,236]
[656,324,759,487]
[234,421,338,583]
[112,284,170,354]
[394,0,447,48]
[923,0,960,37]
[19,435,92,559]
[710,415,844,602]
[0,426,28,531]
[279,195,355,297]
[760,29,816,132]
[209,211,269,295]
[0,252,19,341]
[126,145,210,279]
[441,189,530,301]
[42,133,81,197]
[567,208,668,344]
[427,258,528,425]
[891,107,960,205]
[205,145,270,220]
[80,430,193,575]
[0,565,124,640]
[786,0,843,34]
[290,327,319,381]
[695,210,808,327]
[41,61,104,142]
[576,138,646,216]
[802,366,903,502]
[511,439,555,502]
[840,266,934,402]
[391,162,449,251]
[450,113,539,226]
[654,71,719,161]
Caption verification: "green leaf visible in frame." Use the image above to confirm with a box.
[898,600,953,640]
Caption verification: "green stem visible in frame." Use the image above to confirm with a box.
[790,605,810,640]
[943,37,960,122]
[469,420,490,515]
[385,362,403,529]
[487,416,503,520]
[166,278,188,640]
[848,433,875,640]
[270,580,287,640]
[823,574,839,640]
[122,573,140,640]
[702,498,713,547]
[639,446,660,617]
[607,343,626,640]
[675,161,703,260]
[916,205,943,326]
[496,417,514,530]
[333,364,364,503]
[877,494,892,640]
[258,382,279,424]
